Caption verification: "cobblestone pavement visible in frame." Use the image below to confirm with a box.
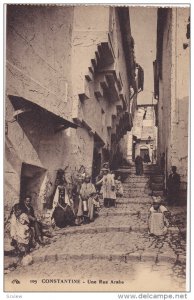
[4,172,187,292]
[5,258,185,292]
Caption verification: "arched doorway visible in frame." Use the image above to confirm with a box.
[140,146,149,160]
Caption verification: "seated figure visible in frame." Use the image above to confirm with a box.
[148,196,170,236]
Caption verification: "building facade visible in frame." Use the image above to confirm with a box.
[154,7,190,201]
[130,105,157,162]
[5,5,139,215]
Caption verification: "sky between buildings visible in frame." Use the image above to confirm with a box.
[129,7,157,105]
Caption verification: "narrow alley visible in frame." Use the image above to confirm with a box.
[4,4,190,293]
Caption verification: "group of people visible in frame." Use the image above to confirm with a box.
[50,168,99,228]
[7,164,124,257]
[7,159,181,257]
[50,164,123,228]
[6,163,123,255]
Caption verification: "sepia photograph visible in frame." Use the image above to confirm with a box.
[4,3,190,292]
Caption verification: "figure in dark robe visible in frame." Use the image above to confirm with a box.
[167,166,180,206]
[135,155,143,176]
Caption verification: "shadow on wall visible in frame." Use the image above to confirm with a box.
[5,137,22,175]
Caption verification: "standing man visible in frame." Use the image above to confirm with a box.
[167,166,180,206]
[135,155,143,176]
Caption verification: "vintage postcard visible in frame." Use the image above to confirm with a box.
[4,3,190,292]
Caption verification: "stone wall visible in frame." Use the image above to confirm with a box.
[157,10,172,168]
[6,5,77,216]
[5,6,133,215]
[157,8,190,200]
[170,8,189,188]
[6,5,74,121]
[71,6,131,135]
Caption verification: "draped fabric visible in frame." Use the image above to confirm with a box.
[80,182,96,221]
[80,182,96,200]
[52,205,75,228]
[97,174,116,200]
[51,185,75,228]
[148,205,168,236]
[167,173,180,205]
[52,185,71,211]
[10,213,30,245]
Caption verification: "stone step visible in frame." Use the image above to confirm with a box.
[150,175,164,184]
[128,171,162,176]
[33,250,179,265]
[117,169,158,176]
[152,191,164,197]
[123,191,151,197]
[151,183,164,191]
[116,197,152,205]
[124,176,150,183]
[31,230,180,265]
[99,210,148,218]
[123,181,150,185]
[120,171,160,173]
[100,209,185,221]
[99,208,185,219]
[125,166,160,170]
[51,225,149,237]
[123,182,148,188]
[112,202,151,209]
[123,187,150,192]
[84,212,148,229]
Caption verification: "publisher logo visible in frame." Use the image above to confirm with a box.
[11,279,20,284]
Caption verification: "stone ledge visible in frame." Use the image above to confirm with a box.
[168,227,179,234]
[32,251,178,265]
[140,251,159,262]
[49,225,148,237]
[100,211,141,217]
[157,253,177,264]
[116,199,152,204]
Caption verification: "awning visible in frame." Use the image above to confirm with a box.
[8,95,78,132]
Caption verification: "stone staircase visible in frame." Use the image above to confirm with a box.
[29,164,185,266]
[117,163,165,198]
[5,164,186,290]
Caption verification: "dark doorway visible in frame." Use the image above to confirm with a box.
[20,163,46,210]
[140,148,149,159]
[92,147,101,183]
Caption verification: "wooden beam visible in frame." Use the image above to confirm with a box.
[13,108,32,118]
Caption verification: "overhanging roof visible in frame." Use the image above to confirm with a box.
[8,95,78,131]
[117,7,137,92]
